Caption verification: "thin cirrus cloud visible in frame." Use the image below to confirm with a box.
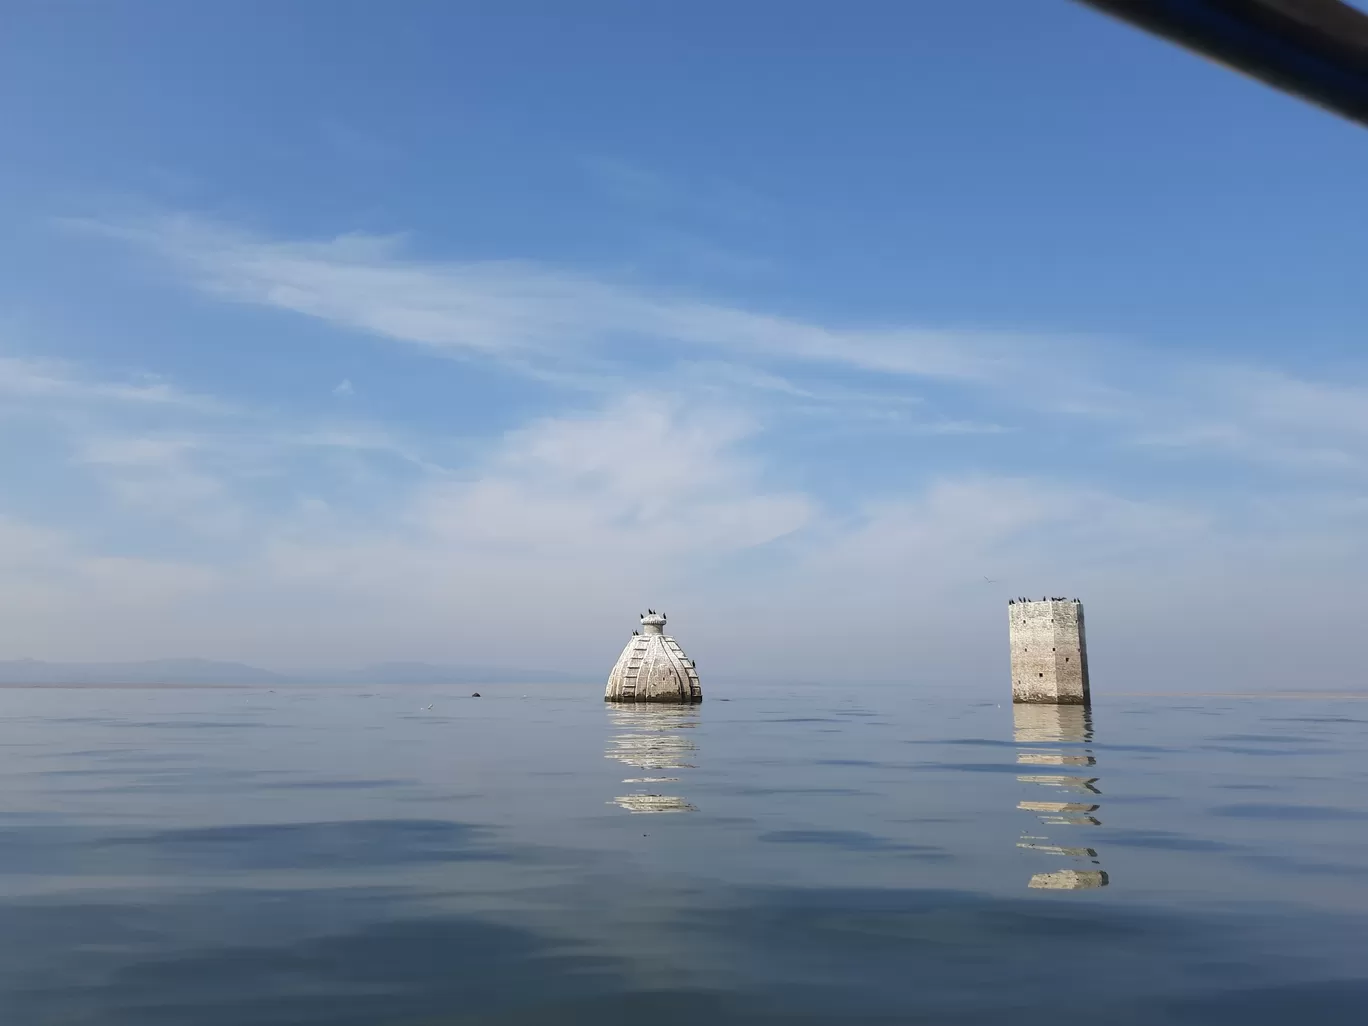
[74,214,1368,479]
[0,343,1364,681]
[2,211,1362,678]
[80,215,1063,387]
[262,391,813,591]
[0,353,226,411]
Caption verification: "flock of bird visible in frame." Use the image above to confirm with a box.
[990,581,1079,606]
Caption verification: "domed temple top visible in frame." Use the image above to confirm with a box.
[605,611,702,703]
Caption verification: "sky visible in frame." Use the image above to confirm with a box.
[2,1,1367,690]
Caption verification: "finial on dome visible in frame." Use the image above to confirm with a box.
[640,610,667,635]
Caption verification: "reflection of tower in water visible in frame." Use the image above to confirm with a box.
[605,705,699,814]
[1013,705,1109,890]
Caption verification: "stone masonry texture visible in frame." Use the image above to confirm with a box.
[605,612,702,704]
[1009,599,1090,705]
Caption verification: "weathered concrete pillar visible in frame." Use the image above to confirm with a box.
[1008,598,1090,706]
[604,611,702,703]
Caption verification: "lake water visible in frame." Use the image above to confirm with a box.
[2,681,1366,1024]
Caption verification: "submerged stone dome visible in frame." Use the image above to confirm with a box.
[604,611,702,703]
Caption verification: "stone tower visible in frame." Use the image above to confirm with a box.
[1009,598,1090,705]
[605,611,702,704]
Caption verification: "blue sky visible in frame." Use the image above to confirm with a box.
[2,1,1367,688]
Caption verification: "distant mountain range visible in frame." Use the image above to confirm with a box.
[0,658,594,686]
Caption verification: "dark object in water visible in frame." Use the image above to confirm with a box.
[471,692,481,698]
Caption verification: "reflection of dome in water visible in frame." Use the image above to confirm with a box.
[1029,869,1108,890]
[605,734,697,771]
[605,705,699,814]
[604,706,698,770]
[611,794,697,814]
[605,612,701,703]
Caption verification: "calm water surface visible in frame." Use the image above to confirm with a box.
[1,682,1366,1024]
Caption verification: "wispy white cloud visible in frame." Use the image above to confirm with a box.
[0,339,452,548]
[65,417,453,541]
[1123,365,1368,473]
[80,215,1056,387]
[806,477,1211,581]
[2,353,1365,685]
[0,513,221,659]
[0,351,815,664]
[0,353,226,411]
[74,431,245,535]
[10,213,1368,683]
[264,392,811,583]
[81,214,1368,483]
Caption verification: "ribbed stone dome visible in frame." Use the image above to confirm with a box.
[604,611,702,703]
